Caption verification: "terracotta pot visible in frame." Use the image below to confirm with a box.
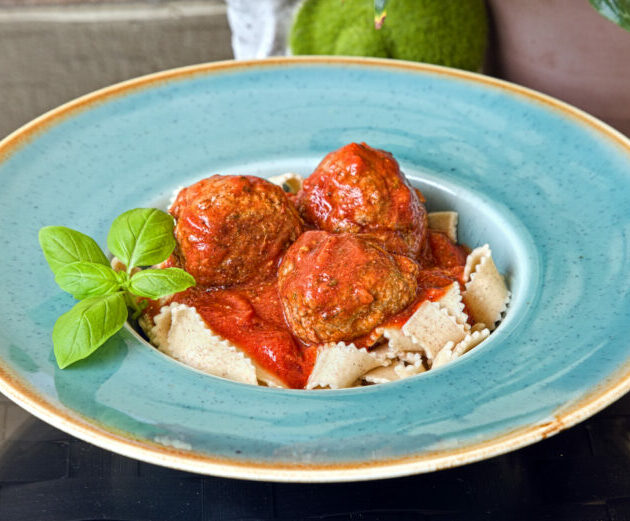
[487,0,630,136]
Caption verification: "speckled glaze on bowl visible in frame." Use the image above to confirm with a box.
[0,57,629,482]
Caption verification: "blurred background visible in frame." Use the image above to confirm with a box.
[0,0,232,139]
[1,0,629,140]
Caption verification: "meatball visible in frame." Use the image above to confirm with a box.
[296,142,428,259]
[278,231,419,344]
[170,175,303,286]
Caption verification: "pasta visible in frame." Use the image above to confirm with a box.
[136,143,510,389]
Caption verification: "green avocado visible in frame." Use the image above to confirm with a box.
[290,0,488,71]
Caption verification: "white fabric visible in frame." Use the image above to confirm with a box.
[226,0,302,59]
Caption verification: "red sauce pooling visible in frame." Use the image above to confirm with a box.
[156,228,468,389]
[173,282,316,389]
[427,230,468,267]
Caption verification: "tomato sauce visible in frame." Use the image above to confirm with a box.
[155,229,468,389]
[173,282,316,389]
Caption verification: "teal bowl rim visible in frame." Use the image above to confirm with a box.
[1,56,630,482]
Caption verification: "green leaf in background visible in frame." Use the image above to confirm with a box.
[589,0,630,32]
[107,208,176,270]
[52,293,128,369]
[128,267,195,299]
[39,226,109,275]
[55,261,122,300]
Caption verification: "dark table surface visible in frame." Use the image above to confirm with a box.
[2,388,630,521]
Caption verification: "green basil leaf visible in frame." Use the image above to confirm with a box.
[39,226,109,275]
[115,270,129,285]
[53,293,128,369]
[55,261,122,300]
[107,208,176,269]
[128,268,195,299]
[589,0,630,32]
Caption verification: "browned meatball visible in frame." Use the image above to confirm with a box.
[170,175,303,286]
[295,142,428,259]
[278,231,419,344]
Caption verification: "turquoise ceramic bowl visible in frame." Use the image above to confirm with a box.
[1,58,629,482]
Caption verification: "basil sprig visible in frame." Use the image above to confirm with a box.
[39,208,195,369]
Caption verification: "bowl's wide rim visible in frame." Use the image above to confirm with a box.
[1,56,630,482]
